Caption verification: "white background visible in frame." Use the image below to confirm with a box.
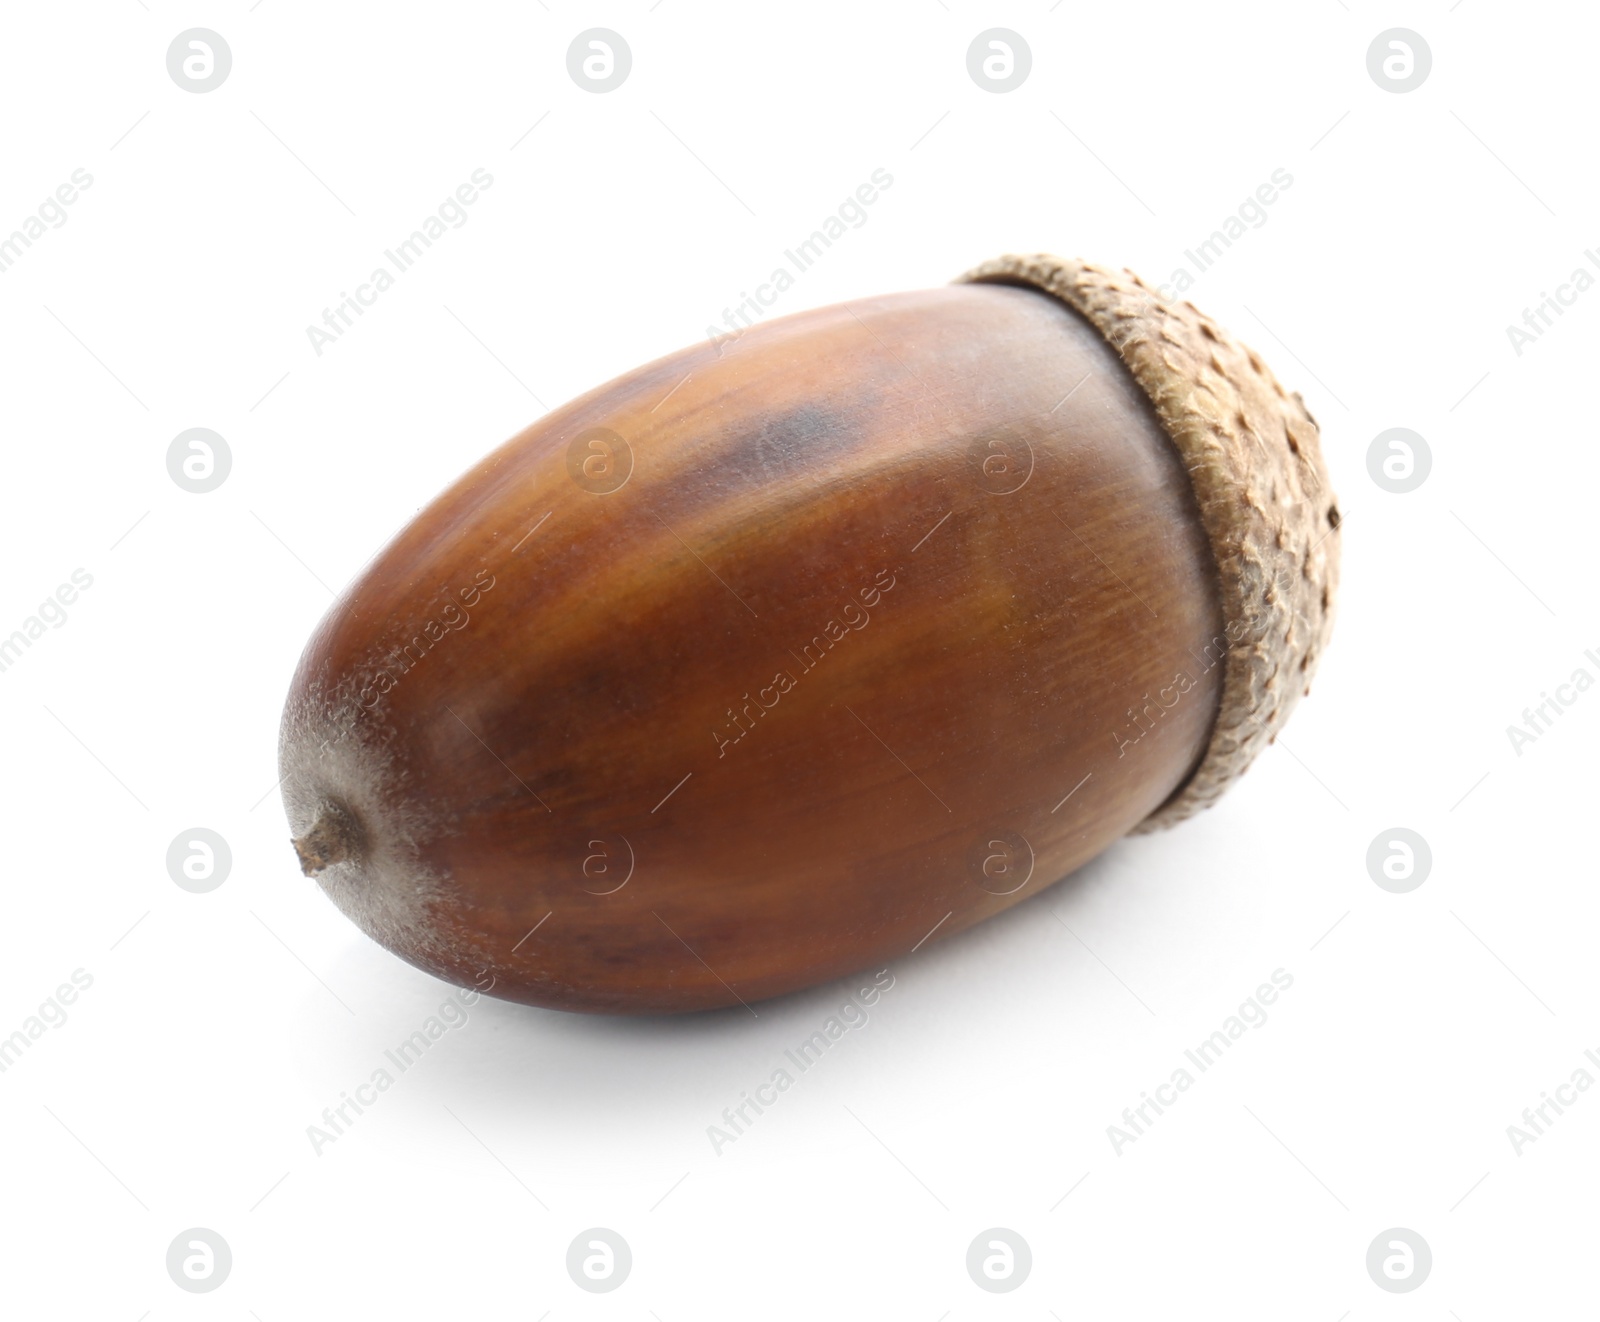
[1,1,1595,1317]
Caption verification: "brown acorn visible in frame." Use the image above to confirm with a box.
[279,254,1339,1014]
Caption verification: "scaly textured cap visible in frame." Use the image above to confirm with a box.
[958,254,1341,829]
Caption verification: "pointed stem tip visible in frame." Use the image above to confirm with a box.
[292,801,362,876]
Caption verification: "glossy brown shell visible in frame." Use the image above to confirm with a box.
[279,282,1227,1012]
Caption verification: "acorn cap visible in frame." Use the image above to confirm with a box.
[958,254,1341,830]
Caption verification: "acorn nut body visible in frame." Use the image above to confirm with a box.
[279,255,1340,1014]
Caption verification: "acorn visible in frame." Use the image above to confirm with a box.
[279,254,1339,1014]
